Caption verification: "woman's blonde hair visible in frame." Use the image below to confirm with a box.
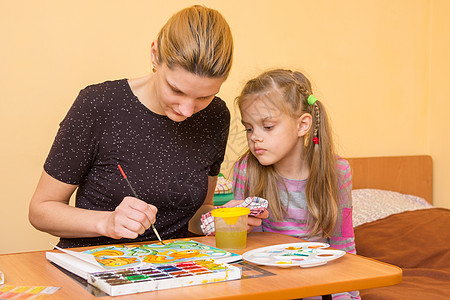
[156,5,233,79]
[235,69,339,238]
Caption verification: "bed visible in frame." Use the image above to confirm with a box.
[348,155,450,300]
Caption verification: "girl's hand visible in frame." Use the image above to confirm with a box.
[221,200,269,232]
[104,196,157,239]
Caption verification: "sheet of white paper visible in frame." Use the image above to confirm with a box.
[50,243,102,268]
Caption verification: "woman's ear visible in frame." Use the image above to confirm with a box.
[150,40,159,67]
[297,113,312,137]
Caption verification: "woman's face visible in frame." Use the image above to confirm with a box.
[152,63,224,122]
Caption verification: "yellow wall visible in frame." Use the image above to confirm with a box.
[429,1,450,211]
[1,0,449,253]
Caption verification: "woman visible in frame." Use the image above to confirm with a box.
[29,5,266,248]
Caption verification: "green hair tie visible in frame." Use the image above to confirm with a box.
[307,95,318,106]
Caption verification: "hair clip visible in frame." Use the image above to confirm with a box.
[307,95,318,106]
[313,137,319,145]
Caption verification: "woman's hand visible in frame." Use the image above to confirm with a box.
[29,170,158,240]
[104,196,158,239]
[222,200,269,232]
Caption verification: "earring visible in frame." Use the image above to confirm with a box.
[152,66,156,73]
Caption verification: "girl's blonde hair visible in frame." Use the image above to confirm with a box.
[156,5,233,79]
[235,69,339,238]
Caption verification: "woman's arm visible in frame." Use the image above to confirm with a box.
[188,176,217,235]
[29,170,157,240]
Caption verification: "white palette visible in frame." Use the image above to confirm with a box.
[242,242,345,268]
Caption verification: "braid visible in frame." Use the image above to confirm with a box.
[298,85,310,97]
[292,73,320,147]
[312,102,320,139]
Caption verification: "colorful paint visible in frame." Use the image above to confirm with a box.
[83,239,240,270]
[242,242,346,268]
[87,259,241,296]
[0,285,60,299]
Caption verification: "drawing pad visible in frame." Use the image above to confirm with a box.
[83,239,241,270]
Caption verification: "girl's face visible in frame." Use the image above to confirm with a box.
[241,96,307,169]
[152,63,224,122]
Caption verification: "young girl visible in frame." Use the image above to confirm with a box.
[233,69,359,299]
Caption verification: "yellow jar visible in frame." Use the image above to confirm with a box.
[211,207,250,250]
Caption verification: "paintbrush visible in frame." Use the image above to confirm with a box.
[117,164,165,245]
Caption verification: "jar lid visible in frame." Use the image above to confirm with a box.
[211,207,250,218]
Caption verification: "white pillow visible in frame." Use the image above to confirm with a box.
[352,189,432,227]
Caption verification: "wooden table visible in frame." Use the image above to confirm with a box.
[0,232,401,299]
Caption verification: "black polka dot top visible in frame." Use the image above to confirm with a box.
[44,79,230,248]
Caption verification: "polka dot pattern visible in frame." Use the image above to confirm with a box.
[44,79,230,248]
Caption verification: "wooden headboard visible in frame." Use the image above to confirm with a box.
[346,155,433,204]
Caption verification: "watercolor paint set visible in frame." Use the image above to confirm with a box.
[242,242,345,268]
[87,259,241,296]
[46,239,242,281]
